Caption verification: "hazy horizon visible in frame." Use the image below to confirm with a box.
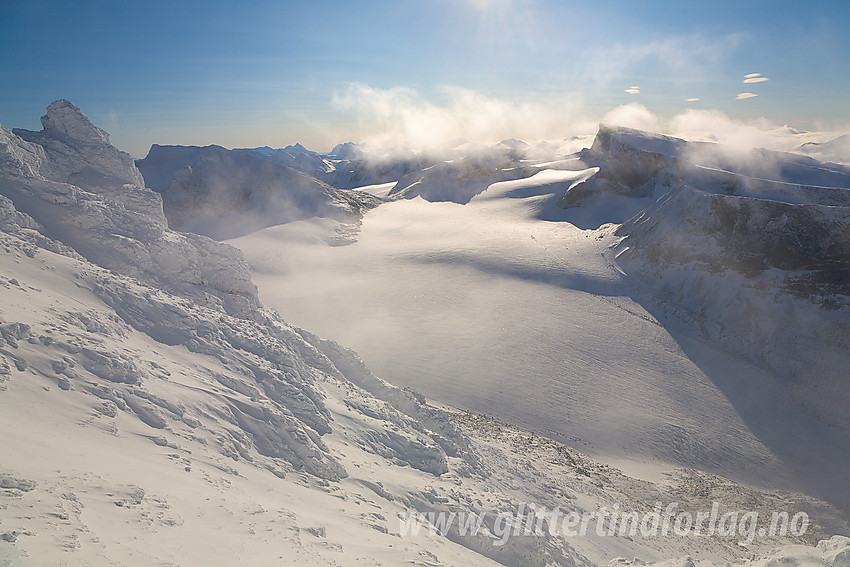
[2,0,848,157]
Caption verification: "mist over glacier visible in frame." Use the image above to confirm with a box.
[3,0,850,563]
[229,123,850,511]
[2,99,849,567]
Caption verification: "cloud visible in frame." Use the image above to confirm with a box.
[686,98,700,102]
[331,83,588,151]
[743,77,769,84]
[744,73,761,78]
[601,103,659,131]
[625,87,640,94]
[736,93,759,100]
[330,84,842,159]
[667,108,820,152]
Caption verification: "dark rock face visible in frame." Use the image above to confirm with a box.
[559,125,682,208]
[708,197,850,279]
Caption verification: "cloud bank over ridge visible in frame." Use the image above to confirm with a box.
[332,84,848,160]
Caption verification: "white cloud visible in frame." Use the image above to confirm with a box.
[669,109,774,148]
[666,108,833,153]
[743,77,769,84]
[736,92,759,100]
[331,83,588,151]
[330,84,842,158]
[601,103,659,131]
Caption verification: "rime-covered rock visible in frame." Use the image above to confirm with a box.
[0,100,473,480]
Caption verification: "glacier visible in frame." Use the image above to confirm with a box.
[1,100,849,566]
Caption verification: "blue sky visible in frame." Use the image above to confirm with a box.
[1,0,848,156]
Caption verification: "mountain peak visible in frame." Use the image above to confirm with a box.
[40,99,110,144]
[590,123,686,158]
[284,142,310,154]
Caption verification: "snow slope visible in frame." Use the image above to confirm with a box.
[2,102,848,566]
[136,144,382,240]
[795,134,850,165]
[232,126,850,514]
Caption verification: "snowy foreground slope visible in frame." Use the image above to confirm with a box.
[1,102,849,566]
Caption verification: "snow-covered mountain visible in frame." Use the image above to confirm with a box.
[232,125,850,517]
[236,143,338,180]
[2,101,849,566]
[237,141,432,190]
[237,137,590,200]
[136,144,382,240]
[795,134,850,165]
[565,125,850,429]
[385,145,539,204]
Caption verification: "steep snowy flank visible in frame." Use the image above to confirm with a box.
[795,134,850,166]
[567,125,850,443]
[1,99,469,479]
[136,144,382,240]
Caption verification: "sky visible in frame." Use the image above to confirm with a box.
[1,0,848,157]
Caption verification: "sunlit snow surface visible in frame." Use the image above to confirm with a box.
[231,165,849,507]
[3,101,849,566]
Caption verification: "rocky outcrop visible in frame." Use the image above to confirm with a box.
[579,126,850,428]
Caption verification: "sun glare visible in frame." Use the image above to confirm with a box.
[468,0,509,10]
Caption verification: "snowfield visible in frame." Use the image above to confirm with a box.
[232,128,850,511]
[1,100,849,566]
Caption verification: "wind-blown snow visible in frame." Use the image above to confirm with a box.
[795,134,850,166]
